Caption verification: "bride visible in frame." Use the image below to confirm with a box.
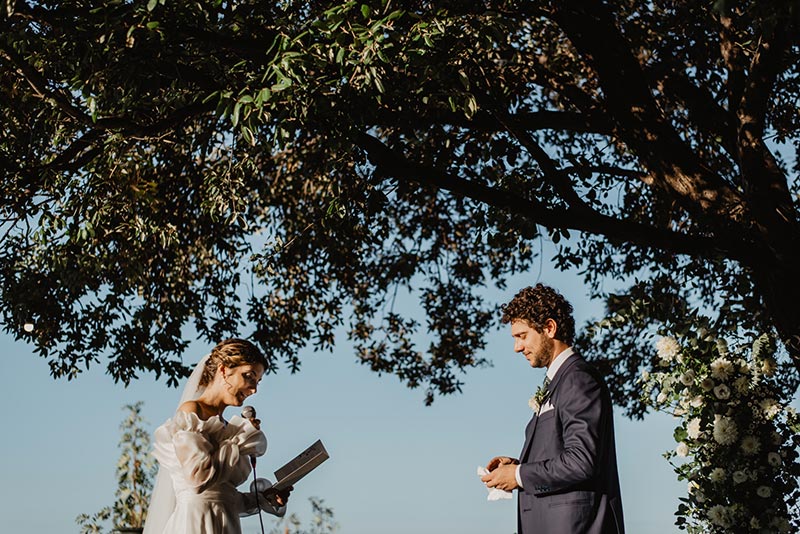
[143,339,291,534]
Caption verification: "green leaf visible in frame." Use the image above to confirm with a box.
[146,0,157,11]
[231,102,241,127]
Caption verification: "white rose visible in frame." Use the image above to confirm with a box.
[700,377,715,392]
[713,384,730,400]
[756,485,772,498]
[768,452,781,467]
[676,442,689,457]
[733,470,747,484]
[680,370,696,386]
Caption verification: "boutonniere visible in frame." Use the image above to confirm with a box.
[528,383,551,412]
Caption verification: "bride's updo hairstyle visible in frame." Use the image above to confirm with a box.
[199,338,269,387]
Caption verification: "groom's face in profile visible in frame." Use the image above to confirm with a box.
[511,319,555,369]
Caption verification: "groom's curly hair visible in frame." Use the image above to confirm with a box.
[500,284,575,345]
[200,338,269,386]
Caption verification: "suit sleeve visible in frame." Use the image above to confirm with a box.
[518,367,605,495]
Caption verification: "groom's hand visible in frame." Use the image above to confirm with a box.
[481,463,520,491]
[485,456,518,471]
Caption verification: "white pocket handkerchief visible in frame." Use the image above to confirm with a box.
[539,400,555,414]
[476,466,513,501]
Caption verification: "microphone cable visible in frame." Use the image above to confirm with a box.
[251,455,266,534]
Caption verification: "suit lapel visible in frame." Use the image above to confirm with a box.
[519,354,582,461]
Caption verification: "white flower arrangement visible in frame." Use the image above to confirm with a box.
[709,468,726,483]
[713,384,730,400]
[641,330,800,533]
[656,336,680,363]
[710,357,734,380]
[712,415,737,445]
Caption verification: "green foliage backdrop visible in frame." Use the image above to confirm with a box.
[1,0,798,407]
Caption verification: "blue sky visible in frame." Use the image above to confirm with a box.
[0,261,685,534]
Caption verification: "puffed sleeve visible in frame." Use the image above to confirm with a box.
[153,411,222,493]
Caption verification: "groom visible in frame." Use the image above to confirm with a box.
[481,284,624,534]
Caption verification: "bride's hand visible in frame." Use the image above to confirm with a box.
[262,486,293,507]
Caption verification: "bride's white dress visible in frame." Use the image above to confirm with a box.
[152,411,285,534]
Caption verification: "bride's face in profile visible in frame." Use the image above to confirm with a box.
[220,363,265,406]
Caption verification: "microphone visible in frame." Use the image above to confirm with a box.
[242,405,256,420]
[242,406,258,468]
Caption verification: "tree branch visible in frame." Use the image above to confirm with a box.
[355,132,740,260]
[485,102,594,213]
[548,0,749,225]
[736,28,796,226]
[647,65,738,158]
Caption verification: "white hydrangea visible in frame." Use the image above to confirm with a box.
[756,485,772,498]
[709,467,726,483]
[675,442,689,457]
[710,357,734,380]
[740,435,760,456]
[687,418,703,440]
[656,336,680,363]
[713,415,738,445]
[713,384,730,400]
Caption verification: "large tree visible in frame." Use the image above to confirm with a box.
[1,0,798,407]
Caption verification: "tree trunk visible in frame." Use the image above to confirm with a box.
[748,236,800,366]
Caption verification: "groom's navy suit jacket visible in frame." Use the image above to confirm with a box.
[517,354,624,534]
